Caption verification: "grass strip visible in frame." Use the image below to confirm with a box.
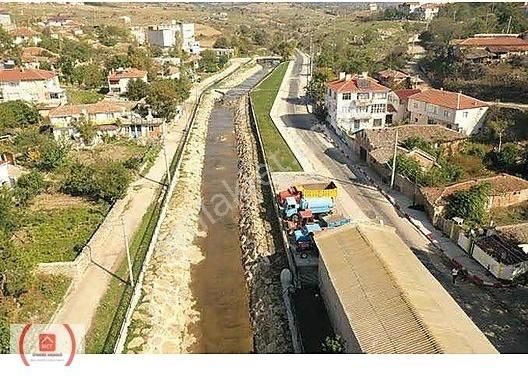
[250,62,302,172]
[84,201,160,353]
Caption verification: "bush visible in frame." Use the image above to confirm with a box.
[445,182,491,224]
[0,100,40,131]
[126,79,149,101]
[14,171,47,206]
[0,237,34,297]
[0,188,18,233]
[62,161,132,203]
[36,140,70,172]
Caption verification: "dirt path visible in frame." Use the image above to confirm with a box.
[50,59,250,338]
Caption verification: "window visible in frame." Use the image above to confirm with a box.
[444,110,449,117]
[358,106,368,113]
[342,92,351,100]
[353,120,360,130]
[375,92,387,99]
[370,104,386,113]
[463,111,468,118]
[427,118,436,125]
[373,119,382,127]
[413,102,418,109]
[357,93,369,100]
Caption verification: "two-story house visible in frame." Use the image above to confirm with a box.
[387,88,421,124]
[407,88,489,135]
[108,68,148,95]
[325,73,391,134]
[0,66,66,107]
[50,99,164,141]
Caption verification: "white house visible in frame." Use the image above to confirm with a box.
[130,26,146,45]
[49,99,163,141]
[387,88,421,124]
[325,72,390,134]
[145,21,196,53]
[0,161,9,186]
[107,68,148,95]
[9,27,42,46]
[0,10,13,30]
[407,89,489,135]
[0,67,66,106]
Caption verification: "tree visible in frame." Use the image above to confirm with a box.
[36,140,69,172]
[0,26,13,50]
[14,171,47,206]
[401,136,438,156]
[200,49,220,73]
[486,143,521,173]
[62,163,97,198]
[0,239,34,297]
[488,119,512,152]
[71,63,106,90]
[445,182,491,224]
[272,40,295,61]
[146,79,190,119]
[0,100,40,131]
[126,79,150,101]
[213,36,231,49]
[94,161,132,203]
[76,117,97,145]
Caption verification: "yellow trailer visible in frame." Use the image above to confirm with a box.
[299,182,337,200]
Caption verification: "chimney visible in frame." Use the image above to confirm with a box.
[345,73,352,81]
[339,72,346,81]
[361,71,368,78]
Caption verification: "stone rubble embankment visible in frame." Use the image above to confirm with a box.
[125,90,221,354]
[233,96,293,353]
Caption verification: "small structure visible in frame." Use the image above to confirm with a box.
[472,230,528,281]
[421,174,528,223]
[20,47,59,69]
[408,88,489,135]
[375,69,410,88]
[455,34,528,62]
[0,9,13,30]
[107,68,148,95]
[315,222,497,353]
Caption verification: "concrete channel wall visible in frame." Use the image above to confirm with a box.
[247,66,304,353]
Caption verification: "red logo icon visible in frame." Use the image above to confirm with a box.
[38,333,56,352]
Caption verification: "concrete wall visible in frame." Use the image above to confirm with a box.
[318,257,362,353]
[471,243,527,280]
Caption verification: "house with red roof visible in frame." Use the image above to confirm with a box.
[0,66,66,107]
[407,88,489,135]
[325,72,391,134]
[8,27,42,46]
[108,68,148,95]
[455,34,528,61]
[387,88,421,124]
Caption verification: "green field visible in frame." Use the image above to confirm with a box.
[18,204,108,263]
[65,87,104,105]
[250,63,302,172]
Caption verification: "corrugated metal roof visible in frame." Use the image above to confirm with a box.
[315,223,498,354]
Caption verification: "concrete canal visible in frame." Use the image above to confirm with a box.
[189,67,275,353]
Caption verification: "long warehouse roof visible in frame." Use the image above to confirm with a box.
[315,222,498,354]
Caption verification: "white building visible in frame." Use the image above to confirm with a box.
[387,88,421,124]
[0,10,12,30]
[0,161,9,186]
[0,67,66,106]
[9,27,42,46]
[107,68,148,95]
[407,89,489,135]
[130,26,146,45]
[145,21,197,53]
[325,72,390,134]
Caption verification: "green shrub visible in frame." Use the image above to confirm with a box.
[445,182,491,224]
[0,237,34,297]
[36,140,70,172]
[15,171,47,206]
[0,100,40,132]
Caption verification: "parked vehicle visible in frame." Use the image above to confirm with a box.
[293,223,322,250]
[320,214,350,229]
[282,196,334,220]
[298,182,337,200]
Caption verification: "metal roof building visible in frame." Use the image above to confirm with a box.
[315,222,498,354]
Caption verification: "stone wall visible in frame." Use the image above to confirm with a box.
[233,95,293,353]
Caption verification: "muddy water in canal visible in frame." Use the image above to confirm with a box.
[189,68,271,353]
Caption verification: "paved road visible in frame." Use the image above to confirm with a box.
[277,51,528,353]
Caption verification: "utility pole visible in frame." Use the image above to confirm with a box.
[121,218,134,286]
[506,15,513,34]
[390,129,399,190]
